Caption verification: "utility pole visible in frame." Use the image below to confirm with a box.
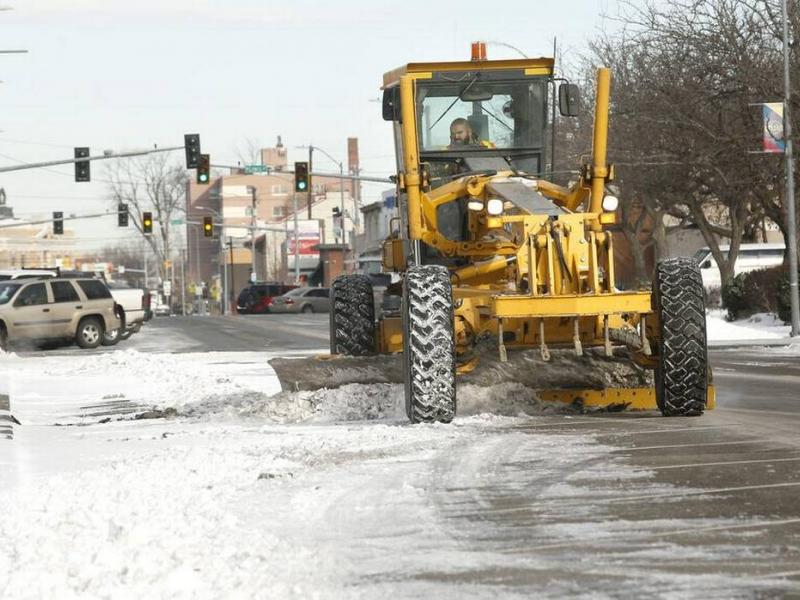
[249,186,258,283]
[782,0,800,336]
[308,146,314,219]
[180,248,186,316]
[228,237,236,311]
[293,191,300,282]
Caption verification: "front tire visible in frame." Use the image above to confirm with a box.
[653,257,708,416]
[76,317,103,349]
[301,304,313,314]
[403,265,456,424]
[330,275,375,355]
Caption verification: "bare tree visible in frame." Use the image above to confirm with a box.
[106,153,188,281]
[585,0,792,288]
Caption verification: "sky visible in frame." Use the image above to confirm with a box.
[0,0,623,249]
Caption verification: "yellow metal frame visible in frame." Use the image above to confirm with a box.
[539,386,716,410]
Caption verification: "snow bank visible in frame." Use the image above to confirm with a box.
[706,309,790,341]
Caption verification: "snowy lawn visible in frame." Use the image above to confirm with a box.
[706,309,791,342]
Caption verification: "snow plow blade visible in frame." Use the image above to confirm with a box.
[268,350,714,411]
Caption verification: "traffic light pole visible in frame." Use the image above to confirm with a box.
[0,209,128,229]
[293,191,300,283]
[0,145,185,174]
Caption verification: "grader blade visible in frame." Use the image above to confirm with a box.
[267,348,699,411]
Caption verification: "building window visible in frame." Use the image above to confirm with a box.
[272,205,287,218]
[271,184,287,196]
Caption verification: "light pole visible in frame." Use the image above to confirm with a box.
[297,144,353,269]
[781,0,800,336]
[247,186,258,283]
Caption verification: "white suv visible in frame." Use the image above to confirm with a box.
[0,278,121,350]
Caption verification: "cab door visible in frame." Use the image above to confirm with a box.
[10,282,52,340]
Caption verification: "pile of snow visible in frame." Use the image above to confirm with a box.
[706,309,790,342]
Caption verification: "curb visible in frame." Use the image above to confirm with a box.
[709,338,799,350]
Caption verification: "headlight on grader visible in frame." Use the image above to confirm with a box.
[467,199,484,212]
[602,194,619,212]
[487,198,504,215]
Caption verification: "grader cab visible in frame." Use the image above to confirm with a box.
[279,44,713,423]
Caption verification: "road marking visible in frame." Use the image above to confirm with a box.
[721,407,800,419]
[761,570,800,578]
[611,439,771,452]
[500,517,800,554]
[648,456,800,470]
[480,482,800,517]
[594,425,737,436]
[599,481,800,504]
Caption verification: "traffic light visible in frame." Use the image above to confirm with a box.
[294,161,309,192]
[53,211,63,235]
[197,153,210,184]
[142,211,153,235]
[203,216,213,238]
[74,147,90,182]
[118,203,129,227]
[184,134,201,169]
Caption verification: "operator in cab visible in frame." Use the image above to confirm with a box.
[449,118,495,149]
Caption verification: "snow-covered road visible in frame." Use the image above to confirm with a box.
[1,346,798,598]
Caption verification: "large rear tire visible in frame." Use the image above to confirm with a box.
[330,275,375,355]
[653,257,708,416]
[403,265,456,424]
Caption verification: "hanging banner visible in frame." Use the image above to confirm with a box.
[763,102,785,153]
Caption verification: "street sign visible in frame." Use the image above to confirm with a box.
[244,164,268,174]
[170,218,184,226]
[117,266,126,274]
[163,281,172,296]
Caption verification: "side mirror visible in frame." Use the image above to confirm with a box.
[558,83,580,117]
[382,88,400,122]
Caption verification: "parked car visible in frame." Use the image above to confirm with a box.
[0,277,122,351]
[0,269,151,345]
[693,243,785,292]
[236,282,297,314]
[270,287,330,314]
[154,303,171,317]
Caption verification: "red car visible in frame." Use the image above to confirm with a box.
[236,283,297,314]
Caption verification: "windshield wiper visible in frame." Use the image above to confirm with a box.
[480,105,513,131]
[429,76,479,131]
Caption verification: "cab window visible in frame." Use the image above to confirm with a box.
[13,283,48,307]
[417,77,548,151]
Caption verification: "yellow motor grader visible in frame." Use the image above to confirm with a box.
[281,44,713,423]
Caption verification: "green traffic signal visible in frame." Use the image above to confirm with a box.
[197,154,210,185]
[294,161,309,193]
